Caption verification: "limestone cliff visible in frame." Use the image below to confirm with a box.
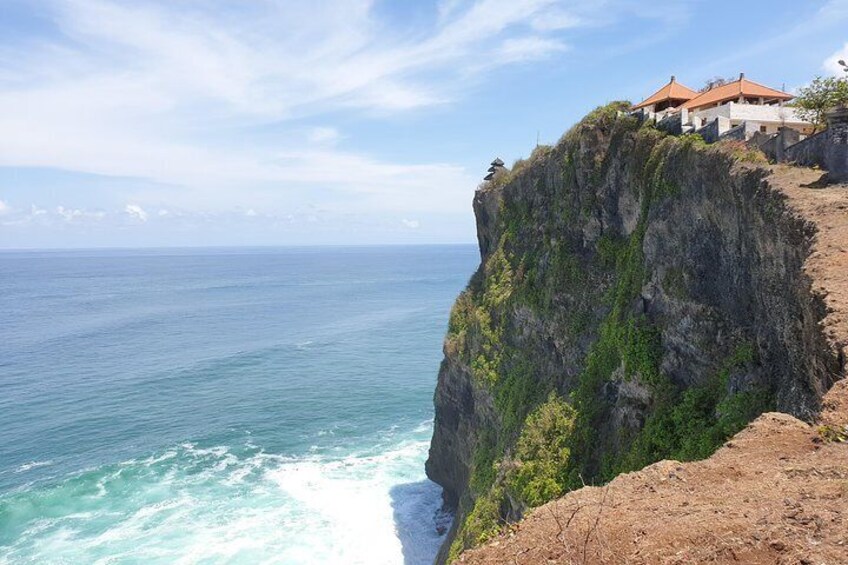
[425,103,845,563]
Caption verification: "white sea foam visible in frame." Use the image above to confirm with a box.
[142,450,178,466]
[14,460,53,473]
[0,425,450,564]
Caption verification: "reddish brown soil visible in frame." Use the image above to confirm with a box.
[770,166,848,359]
[458,167,848,565]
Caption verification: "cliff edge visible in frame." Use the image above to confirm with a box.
[426,104,847,563]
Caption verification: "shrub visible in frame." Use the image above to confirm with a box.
[445,290,475,355]
[448,487,505,562]
[713,140,768,166]
[508,392,576,506]
[621,342,771,470]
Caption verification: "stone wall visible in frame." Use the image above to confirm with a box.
[781,108,848,181]
[785,131,827,168]
[720,121,760,142]
[657,112,684,135]
[695,117,722,143]
[758,127,801,162]
[824,108,848,182]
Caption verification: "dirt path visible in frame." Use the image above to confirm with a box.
[770,166,848,359]
[458,168,848,565]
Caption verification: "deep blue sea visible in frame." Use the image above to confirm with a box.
[0,246,478,564]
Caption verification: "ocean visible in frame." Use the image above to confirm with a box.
[0,245,478,564]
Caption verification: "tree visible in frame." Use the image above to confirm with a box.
[700,76,735,92]
[794,76,848,132]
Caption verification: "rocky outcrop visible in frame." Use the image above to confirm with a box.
[426,105,845,563]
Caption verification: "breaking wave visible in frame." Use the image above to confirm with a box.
[0,423,450,565]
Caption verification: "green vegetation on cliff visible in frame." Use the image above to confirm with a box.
[508,392,575,506]
[442,104,777,561]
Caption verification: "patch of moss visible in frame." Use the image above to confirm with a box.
[620,342,772,472]
[495,356,546,438]
[662,267,687,299]
[596,234,628,270]
[818,425,848,443]
[469,428,500,494]
[448,486,505,562]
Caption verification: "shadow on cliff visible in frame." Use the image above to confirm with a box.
[389,480,453,565]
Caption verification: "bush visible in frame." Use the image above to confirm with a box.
[448,487,505,561]
[508,392,576,506]
[714,140,768,166]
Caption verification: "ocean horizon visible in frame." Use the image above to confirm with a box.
[0,245,478,564]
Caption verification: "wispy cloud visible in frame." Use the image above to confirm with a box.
[0,0,697,245]
[1,0,593,215]
[497,37,569,63]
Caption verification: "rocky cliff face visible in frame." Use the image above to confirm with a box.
[425,104,844,563]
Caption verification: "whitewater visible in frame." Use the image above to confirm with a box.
[0,246,476,564]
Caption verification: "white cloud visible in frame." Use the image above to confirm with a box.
[0,0,588,220]
[0,200,9,215]
[245,208,258,217]
[0,0,695,240]
[530,9,583,31]
[402,218,421,229]
[497,37,568,63]
[823,42,848,75]
[56,206,83,221]
[125,204,149,222]
[308,127,342,145]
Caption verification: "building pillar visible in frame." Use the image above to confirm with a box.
[825,107,848,182]
[775,127,800,162]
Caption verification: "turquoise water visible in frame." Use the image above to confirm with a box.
[0,246,477,564]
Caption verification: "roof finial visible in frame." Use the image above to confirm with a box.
[739,72,745,80]
[670,75,676,82]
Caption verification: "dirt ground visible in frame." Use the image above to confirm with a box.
[770,166,848,361]
[458,167,848,565]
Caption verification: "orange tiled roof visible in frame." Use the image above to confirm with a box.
[682,75,793,110]
[632,76,699,110]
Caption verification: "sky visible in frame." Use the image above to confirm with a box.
[1,0,847,249]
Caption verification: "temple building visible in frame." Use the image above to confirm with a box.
[631,76,699,114]
[632,73,814,141]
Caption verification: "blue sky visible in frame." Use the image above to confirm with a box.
[1,0,847,248]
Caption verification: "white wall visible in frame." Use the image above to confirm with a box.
[690,102,808,129]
